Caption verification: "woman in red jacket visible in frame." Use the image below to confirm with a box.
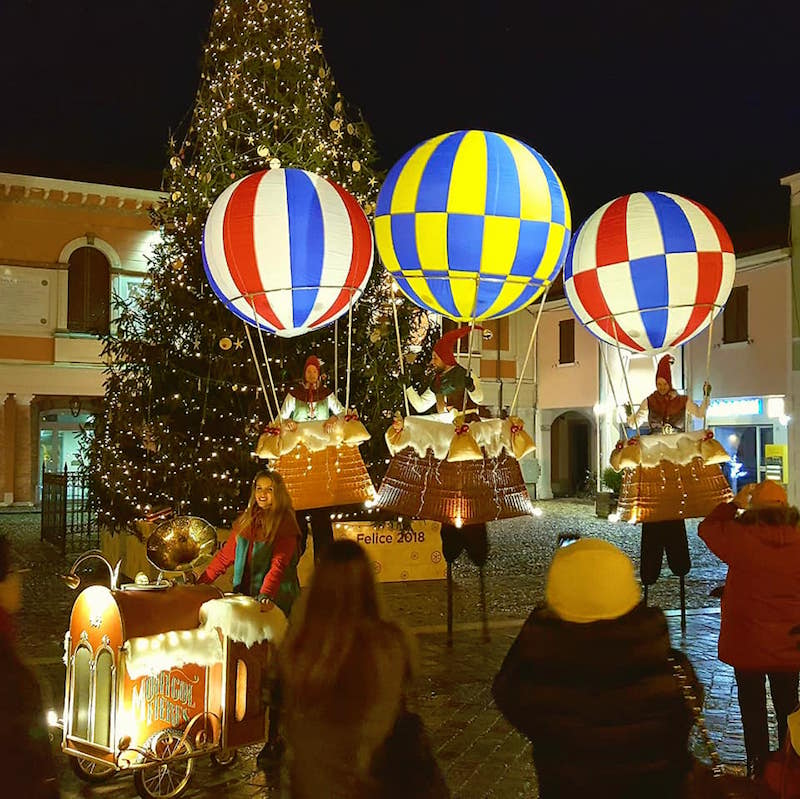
[198,469,301,614]
[198,469,301,767]
[698,480,800,777]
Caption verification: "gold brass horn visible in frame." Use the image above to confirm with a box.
[146,516,217,573]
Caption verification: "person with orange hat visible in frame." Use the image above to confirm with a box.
[626,354,710,434]
[406,326,486,419]
[699,479,800,777]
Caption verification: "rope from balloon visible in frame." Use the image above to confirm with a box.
[510,284,550,417]
[598,340,628,440]
[246,295,282,417]
[334,318,339,398]
[703,306,715,429]
[611,321,641,439]
[345,287,354,413]
[389,281,411,417]
[242,322,276,420]
[461,271,482,414]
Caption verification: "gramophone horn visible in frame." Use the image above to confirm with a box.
[146,516,217,573]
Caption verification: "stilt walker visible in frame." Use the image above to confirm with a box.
[372,130,572,644]
[564,191,737,630]
[202,165,378,556]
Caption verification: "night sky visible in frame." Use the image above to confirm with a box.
[1,0,797,252]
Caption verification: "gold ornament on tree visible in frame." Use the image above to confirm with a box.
[219,337,233,351]
[257,144,270,157]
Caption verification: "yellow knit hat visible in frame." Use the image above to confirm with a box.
[545,538,642,623]
[750,480,787,509]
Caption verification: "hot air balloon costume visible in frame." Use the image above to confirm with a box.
[564,191,735,622]
[373,130,570,641]
[202,167,376,529]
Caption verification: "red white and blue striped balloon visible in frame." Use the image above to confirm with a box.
[202,168,373,338]
[564,192,735,353]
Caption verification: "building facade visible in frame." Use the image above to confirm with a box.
[0,173,162,505]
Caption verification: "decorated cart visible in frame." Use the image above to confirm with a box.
[58,517,286,799]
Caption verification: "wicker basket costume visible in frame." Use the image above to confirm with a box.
[617,459,732,523]
[376,447,531,526]
[273,443,374,511]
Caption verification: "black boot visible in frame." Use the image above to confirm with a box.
[746,755,765,779]
[257,738,284,768]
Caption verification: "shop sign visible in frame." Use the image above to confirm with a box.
[706,397,762,418]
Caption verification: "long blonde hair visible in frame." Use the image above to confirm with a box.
[236,470,296,543]
[280,539,407,703]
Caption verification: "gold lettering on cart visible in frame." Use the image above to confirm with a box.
[131,670,198,726]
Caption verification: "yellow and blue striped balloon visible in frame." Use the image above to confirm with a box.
[375,130,571,321]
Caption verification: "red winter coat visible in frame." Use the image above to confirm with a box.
[699,501,800,671]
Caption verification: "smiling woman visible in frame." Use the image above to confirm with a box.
[197,470,300,612]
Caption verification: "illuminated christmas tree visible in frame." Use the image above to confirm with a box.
[88,0,433,530]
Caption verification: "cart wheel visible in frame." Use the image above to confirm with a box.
[69,755,116,783]
[210,748,238,767]
[133,729,195,799]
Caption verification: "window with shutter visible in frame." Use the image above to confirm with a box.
[559,318,575,364]
[722,285,748,344]
[68,246,110,334]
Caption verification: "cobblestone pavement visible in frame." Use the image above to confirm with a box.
[0,501,758,798]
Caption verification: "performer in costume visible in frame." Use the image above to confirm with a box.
[405,326,491,638]
[406,326,486,420]
[625,355,711,607]
[281,355,344,432]
[627,354,710,435]
[280,355,344,560]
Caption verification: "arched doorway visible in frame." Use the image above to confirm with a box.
[550,411,592,497]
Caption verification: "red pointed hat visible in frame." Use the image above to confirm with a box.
[656,355,674,388]
[433,326,482,367]
[304,355,322,373]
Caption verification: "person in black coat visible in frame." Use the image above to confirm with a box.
[0,536,59,798]
[493,538,698,799]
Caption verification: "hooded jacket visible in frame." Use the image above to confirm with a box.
[699,501,800,670]
[492,604,695,799]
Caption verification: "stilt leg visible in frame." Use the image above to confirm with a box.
[479,566,489,643]
[446,561,453,648]
[680,575,687,632]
